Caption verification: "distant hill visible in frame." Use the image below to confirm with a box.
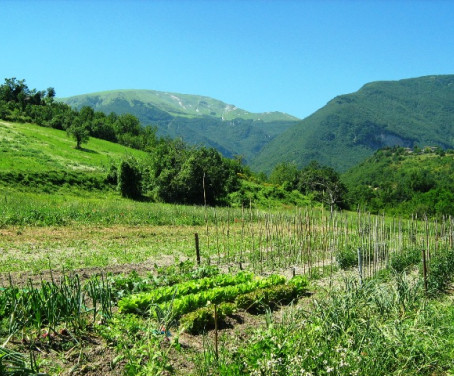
[251,75,454,173]
[60,90,299,162]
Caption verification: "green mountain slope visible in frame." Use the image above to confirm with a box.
[251,75,454,173]
[0,120,148,191]
[341,146,454,216]
[60,90,299,162]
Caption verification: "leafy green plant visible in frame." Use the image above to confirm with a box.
[119,274,286,317]
[389,248,421,273]
[180,303,235,334]
[118,272,255,313]
[234,276,309,315]
[336,246,358,269]
[427,248,454,294]
[235,284,297,314]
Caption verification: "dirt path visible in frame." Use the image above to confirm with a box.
[0,254,186,287]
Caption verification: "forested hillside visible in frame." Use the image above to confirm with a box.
[252,75,454,172]
[5,76,454,217]
[342,146,454,216]
[60,90,299,163]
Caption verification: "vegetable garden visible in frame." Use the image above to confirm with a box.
[2,204,454,375]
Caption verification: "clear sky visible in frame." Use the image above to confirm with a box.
[1,0,453,119]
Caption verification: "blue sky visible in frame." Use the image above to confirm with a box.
[1,0,453,119]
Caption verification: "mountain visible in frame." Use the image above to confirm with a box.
[251,75,454,173]
[60,90,299,162]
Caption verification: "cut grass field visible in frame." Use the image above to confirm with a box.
[0,120,148,174]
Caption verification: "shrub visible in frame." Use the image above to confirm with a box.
[118,158,142,199]
[389,248,421,273]
[336,247,358,269]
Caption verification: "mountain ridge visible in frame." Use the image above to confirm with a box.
[60,89,299,122]
[251,74,454,173]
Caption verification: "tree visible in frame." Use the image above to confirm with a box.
[298,161,347,214]
[67,118,90,149]
[46,87,56,103]
[269,162,298,189]
[151,142,241,205]
[0,77,29,103]
[118,158,142,199]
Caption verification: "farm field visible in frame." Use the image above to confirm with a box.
[2,189,454,375]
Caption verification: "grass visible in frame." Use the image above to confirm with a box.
[0,121,147,174]
[199,274,454,375]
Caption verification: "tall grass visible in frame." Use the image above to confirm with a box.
[0,273,113,341]
[197,273,454,375]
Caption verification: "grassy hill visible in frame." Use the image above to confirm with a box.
[60,90,299,163]
[251,75,454,173]
[0,120,148,192]
[60,89,298,122]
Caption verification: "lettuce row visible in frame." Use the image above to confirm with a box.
[119,274,286,316]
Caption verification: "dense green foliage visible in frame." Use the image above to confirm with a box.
[227,175,312,208]
[151,140,242,205]
[118,158,143,199]
[179,302,236,334]
[342,146,454,216]
[266,161,347,210]
[252,75,454,173]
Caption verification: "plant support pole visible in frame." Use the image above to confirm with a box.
[195,233,201,266]
[214,304,219,361]
[422,248,428,294]
[358,247,363,286]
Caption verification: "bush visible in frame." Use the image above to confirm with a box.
[389,248,421,273]
[336,247,358,269]
[118,158,142,199]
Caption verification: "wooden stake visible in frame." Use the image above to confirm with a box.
[214,304,219,361]
[195,232,201,266]
[422,247,428,294]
